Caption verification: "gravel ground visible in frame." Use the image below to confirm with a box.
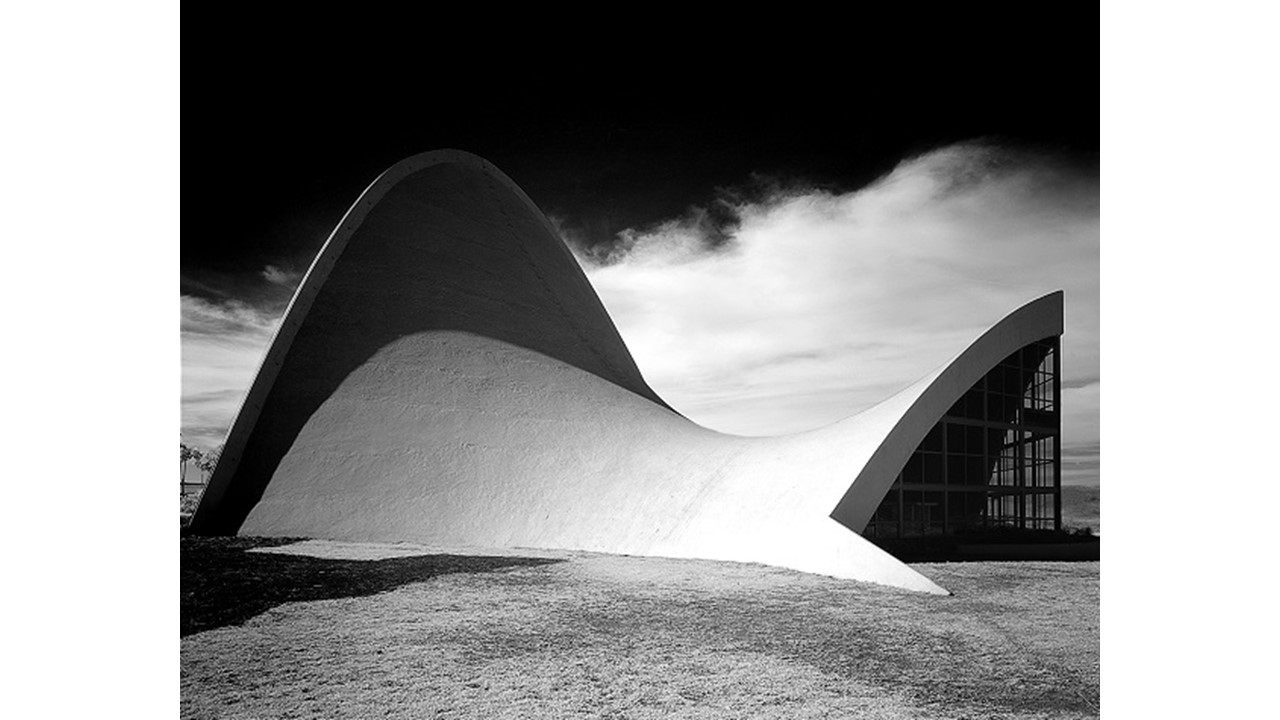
[181,538,1098,719]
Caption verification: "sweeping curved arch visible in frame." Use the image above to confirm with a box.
[830,291,1064,532]
[192,150,669,537]
[190,150,1063,594]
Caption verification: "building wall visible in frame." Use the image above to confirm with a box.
[192,150,1064,594]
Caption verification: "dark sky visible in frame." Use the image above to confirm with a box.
[182,16,1098,303]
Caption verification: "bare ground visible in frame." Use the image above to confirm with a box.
[181,539,1098,719]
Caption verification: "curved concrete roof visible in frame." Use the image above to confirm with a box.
[190,150,1064,594]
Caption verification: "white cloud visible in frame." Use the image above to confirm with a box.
[178,142,1101,483]
[181,295,278,338]
[579,142,1100,472]
[180,295,281,449]
[260,264,302,287]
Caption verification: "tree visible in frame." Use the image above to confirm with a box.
[197,445,222,484]
[181,442,202,488]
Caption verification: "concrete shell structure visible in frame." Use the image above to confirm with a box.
[190,150,1064,594]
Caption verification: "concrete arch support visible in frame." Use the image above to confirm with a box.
[191,150,1065,595]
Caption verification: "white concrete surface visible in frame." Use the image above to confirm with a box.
[192,150,1063,595]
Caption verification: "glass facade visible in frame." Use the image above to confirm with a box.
[863,337,1061,539]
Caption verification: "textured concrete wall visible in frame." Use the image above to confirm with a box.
[192,150,1063,594]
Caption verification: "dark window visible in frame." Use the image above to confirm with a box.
[864,335,1062,542]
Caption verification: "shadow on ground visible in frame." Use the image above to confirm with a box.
[871,528,1100,562]
[181,537,563,637]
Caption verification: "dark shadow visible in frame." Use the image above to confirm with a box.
[869,527,1100,562]
[181,537,563,637]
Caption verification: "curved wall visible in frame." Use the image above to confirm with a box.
[192,151,669,536]
[191,150,1064,595]
[830,292,1064,532]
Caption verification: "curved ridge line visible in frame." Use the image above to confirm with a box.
[487,171,669,411]
[195,150,665,523]
[829,290,1064,531]
[194,149,1063,579]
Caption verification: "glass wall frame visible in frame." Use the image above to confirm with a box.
[863,336,1062,540]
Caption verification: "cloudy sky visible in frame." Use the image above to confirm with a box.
[181,26,1098,484]
[26,7,1280,712]
[570,142,1099,485]
[181,142,1098,487]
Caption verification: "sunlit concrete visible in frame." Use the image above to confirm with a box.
[191,150,1063,594]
